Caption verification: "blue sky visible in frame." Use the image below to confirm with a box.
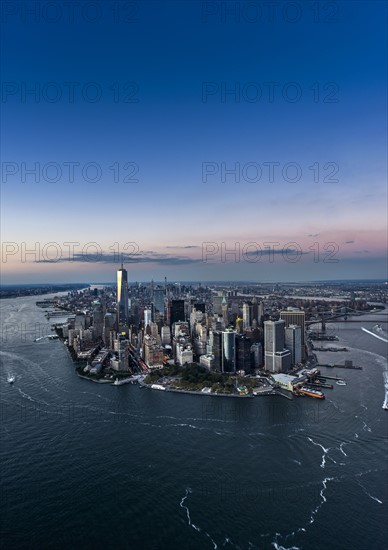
[1,0,387,283]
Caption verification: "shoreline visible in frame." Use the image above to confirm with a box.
[140,383,256,398]
[77,374,113,384]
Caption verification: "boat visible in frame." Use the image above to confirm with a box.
[336,380,347,386]
[7,374,15,384]
[113,377,133,386]
[298,387,325,399]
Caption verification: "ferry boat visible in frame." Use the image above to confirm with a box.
[298,387,325,399]
[336,380,347,386]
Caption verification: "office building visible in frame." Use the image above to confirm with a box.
[117,265,129,333]
[242,302,251,329]
[285,324,302,365]
[153,288,165,316]
[222,329,236,373]
[144,308,152,329]
[236,335,252,373]
[280,308,305,359]
[264,320,287,372]
[171,299,185,325]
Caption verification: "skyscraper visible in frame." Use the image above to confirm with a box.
[235,334,251,373]
[280,308,305,359]
[264,320,291,372]
[171,299,185,325]
[153,288,165,316]
[144,308,152,329]
[222,329,236,373]
[92,300,104,340]
[285,324,302,365]
[251,297,259,323]
[221,296,229,325]
[117,265,129,333]
[242,302,251,329]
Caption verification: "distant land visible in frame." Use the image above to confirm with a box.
[0,283,89,299]
[0,279,386,300]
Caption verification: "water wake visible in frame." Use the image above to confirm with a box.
[361,326,388,343]
[307,436,329,468]
[357,479,383,504]
[180,488,218,548]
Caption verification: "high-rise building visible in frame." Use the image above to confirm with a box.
[118,334,130,371]
[144,308,152,329]
[222,297,229,325]
[242,302,251,329]
[117,265,129,333]
[212,292,224,315]
[236,334,251,373]
[222,329,236,373]
[194,302,206,314]
[251,297,259,324]
[280,308,305,359]
[92,300,104,340]
[153,288,165,316]
[273,350,291,372]
[176,343,193,366]
[103,312,116,346]
[258,302,264,324]
[74,312,86,330]
[171,299,185,325]
[285,324,302,365]
[209,330,222,371]
[251,342,263,370]
[264,320,286,372]
[161,325,171,345]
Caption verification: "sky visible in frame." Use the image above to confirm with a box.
[1,0,387,283]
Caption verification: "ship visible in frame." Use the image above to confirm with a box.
[113,377,134,386]
[336,380,347,386]
[298,387,325,399]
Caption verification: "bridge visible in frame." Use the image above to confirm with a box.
[306,306,387,330]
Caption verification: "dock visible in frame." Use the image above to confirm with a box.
[317,374,344,381]
[275,390,293,400]
[317,363,362,370]
[305,382,333,389]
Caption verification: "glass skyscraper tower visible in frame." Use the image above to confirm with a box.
[117,264,129,333]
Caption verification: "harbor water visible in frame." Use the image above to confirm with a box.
[1,295,387,549]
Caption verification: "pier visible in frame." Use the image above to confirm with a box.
[317,363,362,370]
[305,382,333,389]
[275,390,293,400]
[317,374,344,381]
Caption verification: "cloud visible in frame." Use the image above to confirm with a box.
[244,248,310,257]
[165,245,201,249]
[35,251,202,266]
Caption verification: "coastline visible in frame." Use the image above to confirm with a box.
[139,382,255,398]
[77,374,113,384]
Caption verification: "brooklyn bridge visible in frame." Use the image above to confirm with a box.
[306,305,387,331]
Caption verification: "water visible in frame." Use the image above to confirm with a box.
[1,295,387,549]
